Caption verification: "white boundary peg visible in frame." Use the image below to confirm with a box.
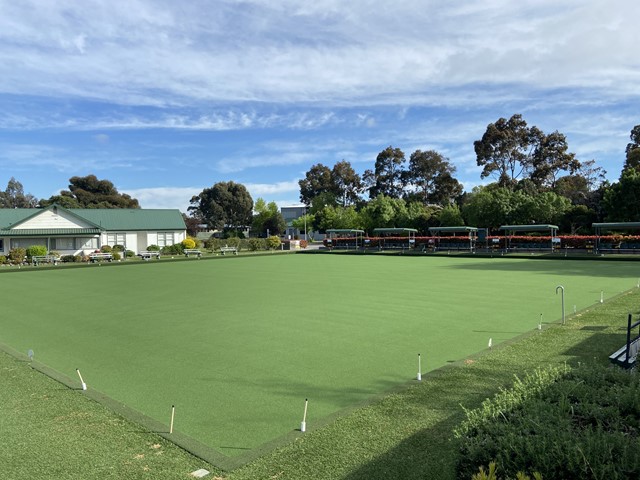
[417,353,422,381]
[300,398,308,432]
[76,368,87,391]
[488,338,493,349]
[170,405,175,434]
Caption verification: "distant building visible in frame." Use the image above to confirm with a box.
[0,204,186,256]
[281,205,315,240]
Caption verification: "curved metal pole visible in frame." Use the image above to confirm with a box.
[556,285,565,325]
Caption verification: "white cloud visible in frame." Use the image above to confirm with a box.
[123,186,200,212]
[0,1,637,107]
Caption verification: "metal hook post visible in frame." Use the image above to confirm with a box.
[556,285,565,325]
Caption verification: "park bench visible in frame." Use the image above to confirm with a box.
[32,255,60,266]
[89,252,113,263]
[137,251,161,260]
[184,249,202,257]
[609,313,640,369]
[220,246,238,255]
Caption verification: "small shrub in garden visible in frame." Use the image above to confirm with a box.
[61,255,76,263]
[300,239,308,249]
[205,238,220,251]
[266,235,281,250]
[161,243,184,255]
[125,250,135,258]
[111,244,125,252]
[248,238,266,251]
[112,252,121,261]
[9,248,26,264]
[100,245,113,253]
[181,237,196,249]
[147,244,160,251]
[26,245,47,258]
[0,255,6,264]
[224,237,241,250]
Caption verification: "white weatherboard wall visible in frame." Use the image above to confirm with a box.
[14,209,93,229]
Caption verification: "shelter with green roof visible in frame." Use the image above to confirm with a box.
[499,224,559,252]
[325,229,364,248]
[0,204,186,256]
[428,226,478,251]
[371,228,418,250]
[592,222,640,253]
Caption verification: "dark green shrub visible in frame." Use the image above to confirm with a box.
[160,243,184,255]
[61,255,76,263]
[8,248,26,264]
[224,237,241,251]
[455,364,640,480]
[0,255,6,264]
[112,252,121,261]
[147,244,160,251]
[26,245,47,258]
[100,245,113,253]
[125,250,135,258]
[112,244,125,252]
[247,238,266,251]
[205,238,220,251]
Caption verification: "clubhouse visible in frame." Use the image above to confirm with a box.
[0,205,187,256]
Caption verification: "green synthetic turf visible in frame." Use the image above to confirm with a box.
[1,254,637,461]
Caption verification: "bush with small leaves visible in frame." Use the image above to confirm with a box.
[247,238,266,251]
[9,248,26,264]
[112,252,121,261]
[111,244,125,252]
[266,236,281,250]
[125,250,135,258]
[26,245,47,258]
[147,244,160,251]
[205,237,220,251]
[61,255,76,263]
[181,237,196,249]
[100,245,113,253]
[0,255,6,264]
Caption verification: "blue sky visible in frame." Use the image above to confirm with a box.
[1,1,638,213]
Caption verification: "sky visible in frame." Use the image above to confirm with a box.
[1,0,638,213]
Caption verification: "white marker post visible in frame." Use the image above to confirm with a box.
[488,338,493,350]
[76,368,87,391]
[169,405,175,434]
[417,353,422,381]
[600,291,604,303]
[538,313,542,330]
[300,399,308,432]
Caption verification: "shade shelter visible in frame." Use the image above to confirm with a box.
[428,226,478,251]
[499,224,559,252]
[325,229,365,248]
[372,228,418,250]
[592,222,640,254]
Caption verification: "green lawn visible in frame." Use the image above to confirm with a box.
[1,254,638,470]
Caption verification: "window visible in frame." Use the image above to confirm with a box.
[53,237,74,250]
[157,232,174,247]
[10,238,46,249]
[76,237,98,249]
[0,239,3,251]
[106,233,126,246]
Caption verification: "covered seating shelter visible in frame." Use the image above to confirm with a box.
[325,229,365,249]
[371,228,418,250]
[428,226,478,252]
[592,222,640,254]
[499,224,559,252]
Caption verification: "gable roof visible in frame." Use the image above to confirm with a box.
[0,206,186,232]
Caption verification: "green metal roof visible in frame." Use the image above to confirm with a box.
[0,228,101,236]
[372,228,419,233]
[0,206,186,231]
[592,222,640,231]
[500,224,558,232]
[326,229,365,233]
[69,209,185,231]
[429,226,478,233]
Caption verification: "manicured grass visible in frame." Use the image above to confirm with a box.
[1,254,638,472]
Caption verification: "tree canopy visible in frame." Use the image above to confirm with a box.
[0,177,38,208]
[188,181,253,231]
[40,175,139,209]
